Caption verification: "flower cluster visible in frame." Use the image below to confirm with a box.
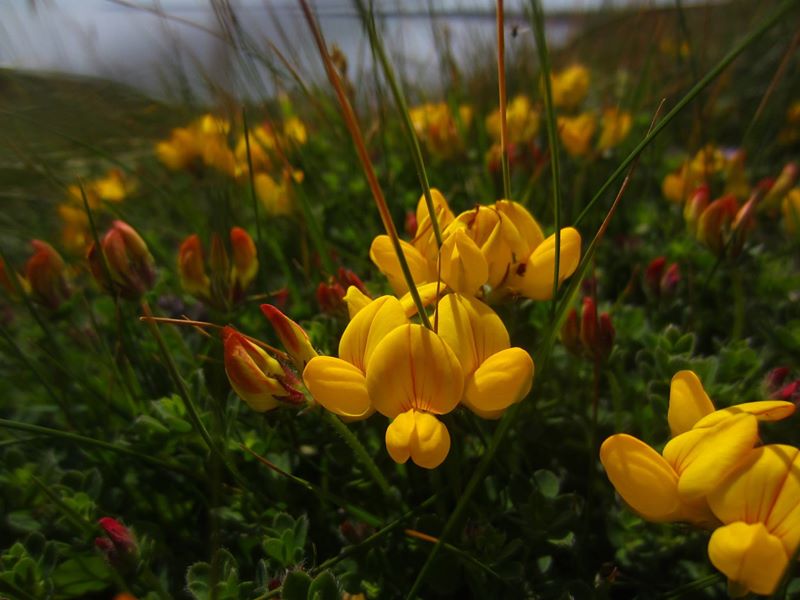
[58,168,136,254]
[177,227,259,311]
[155,113,307,215]
[601,370,799,596]
[369,190,581,302]
[408,102,473,159]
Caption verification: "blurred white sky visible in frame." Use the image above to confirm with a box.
[0,0,707,99]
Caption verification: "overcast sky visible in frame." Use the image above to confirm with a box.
[0,0,702,99]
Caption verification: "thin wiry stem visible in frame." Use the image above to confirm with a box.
[297,0,433,329]
[497,0,511,201]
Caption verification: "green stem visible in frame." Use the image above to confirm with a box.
[323,411,397,505]
[529,0,562,316]
[356,0,442,249]
[0,418,198,479]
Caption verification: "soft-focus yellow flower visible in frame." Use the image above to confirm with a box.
[303,296,408,420]
[409,102,471,158]
[596,108,632,152]
[558,113,596,158]
[435,293,533,418]
[155,126,199,171]
[778,101,800,145]
[707,444,800,596]
[550,65,590,111]
[485,95,540,144]
[782,188,800,234]
[254,172,293,216]
[366,324,463,469]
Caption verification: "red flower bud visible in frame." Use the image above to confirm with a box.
[95,517,138,569]
[24,240,71,310]
[661,262,680,296]
[316,281,346,314]
[765,367,790,394]
[230,227,258,297]
[260,304,318,371]
[222,326,296,412]
[87,221,156,300]
[579,296,598,353]
[177,234,210,298]
[404,210,418,237]
[644,257,666,297]
[683,184,710,235]
[560,308,582,357]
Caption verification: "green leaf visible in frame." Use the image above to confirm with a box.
[308,571,339,600]
[533,470,560,499]
[281,570,312,600]
[51,556,113,598]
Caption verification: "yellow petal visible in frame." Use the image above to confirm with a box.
[302,356,373,420]
[369,235,434,296]
[366,324,464,418]
[663,413,758,502]
[667,370,715,436]
[515,228,581,300]
[435,293,510,375]
[385,409,414,464]
[463,348,533,416]
[344,285,372,319]
[339,296,407,372]
[399,282,441,317]
[599,434,683,522]
[709,445,800,556]
[694,400,796,429]
[481,212,525,289]
[708,522,788,596]
[494,200,544,258]
[410,411,451,469]
[440,229,488,295]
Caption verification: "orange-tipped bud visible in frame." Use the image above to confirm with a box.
[579,296,598,354]
[88,221,156,300]
[560,308,582,357]
[260,304,317,371]
[697,195,738,257]
[222,326,294,412]
[596,313,615,361]
[762,162,798,212]
[644,257,680,298]
[230,227,258,296]
[683,185,710,235]
[729,192,760,258]
[316,281,346,314]
[25,240,71,310]
[0,256,28,300]
[177,234,210,298]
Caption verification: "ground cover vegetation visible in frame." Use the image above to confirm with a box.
[1,0,799,598]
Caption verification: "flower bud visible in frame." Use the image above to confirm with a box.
[596,312,615,361]
[177,234,210,298]
[316,281,346,314]
[683,185,710,235]
[95,517,138,570]
[222,326,296,412]
[579,296,598,354]
[661,262,680,296]
[25,240,71,310]
[697,195,738,257]
[762,162,798,212]
[88,221,156,300]
[644,257,666,297]
[765,367,790,394]
[230,227,258,296]
[560,308,582,357]
[404,210,418,238]
[260,304,318,371]
[729,193,759,258]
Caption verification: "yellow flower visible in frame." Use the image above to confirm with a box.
[254,172,293,216]
[93,168,133,202]
[707,444,800,596]
[435,294,533,418]
[409,102,470,158]
[366,324,463,469]
[600,370,795,525]
[558,113,596,158]
[303,296,408,420]
[782,188,800,234]
[485,95,540,145]
[596,108,632,152]
[550,65,590,111]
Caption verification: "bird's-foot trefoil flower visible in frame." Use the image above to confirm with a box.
[366,324,464,469]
